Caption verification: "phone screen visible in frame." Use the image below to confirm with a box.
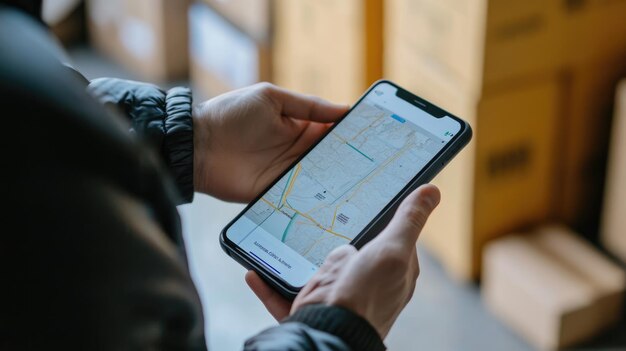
[225,82,462,288]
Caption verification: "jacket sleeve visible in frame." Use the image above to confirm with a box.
[245,305,386,351]
[87,78,195,204]
[3,33,206,350]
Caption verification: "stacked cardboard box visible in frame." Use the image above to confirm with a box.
[483,225,625,350]
[189,1,271,98]
[200,0,271,41]
[385,0,626,280]
[189,0,272,98]
[86,0,189,83]
[601,81,626,263]
[272,0,383,103]
[559,55,626,235]
[45,0,85,47]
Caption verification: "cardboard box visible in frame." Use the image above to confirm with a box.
[385,0,564,98]
[483,225,625,350]
[563,0,626,67]
[390,54,562,279]
[200,0,271,41]
[554,0,626,236]
[557,55,626,235]
[601,81,626,262]
[189,2,271,98]
[386,0,626,98]
[272,0,383,103]
[386,0,626,279]
[87,0,189,82]
[472,76,562,268]
[46,0,85,47]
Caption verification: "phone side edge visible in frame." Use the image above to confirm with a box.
[352,120,472,248]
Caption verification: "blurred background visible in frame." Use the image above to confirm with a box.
[46,0,626,349]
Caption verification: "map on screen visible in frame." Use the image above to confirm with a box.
[234,100,444,266]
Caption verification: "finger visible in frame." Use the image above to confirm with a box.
[377,184,440,251]
[265,84,349,123]
[245,271,292,321]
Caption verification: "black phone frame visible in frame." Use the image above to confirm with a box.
[219,79,473,300]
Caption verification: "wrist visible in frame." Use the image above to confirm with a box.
[286,304,386,351]
[192,103,211,194]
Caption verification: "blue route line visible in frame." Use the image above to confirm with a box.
[281,213,298,242]
[249,251,281,275]
[346,142,374,162]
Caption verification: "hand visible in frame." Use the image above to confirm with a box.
[290,185,440,338]
[247,185,440,337]
[192,83,349,202]
[245,271,292,321]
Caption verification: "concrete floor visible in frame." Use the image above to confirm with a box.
[69,46,626,351]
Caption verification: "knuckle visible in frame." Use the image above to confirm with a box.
[254,82,276,94]
[402,205,429,230]
[326,244,355,262]
[374,248,409,272]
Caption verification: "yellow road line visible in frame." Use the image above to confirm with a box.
[282,164,301,205]
[260,196,351,241]
[330,206,339,230]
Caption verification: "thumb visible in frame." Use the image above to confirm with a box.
[245,271,292,321]
[377,184,440,250]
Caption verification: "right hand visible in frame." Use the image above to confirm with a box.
[290,184,440,338]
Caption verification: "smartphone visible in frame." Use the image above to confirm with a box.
[220,80,472,299]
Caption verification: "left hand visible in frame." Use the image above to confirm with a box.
[192,83,349,202]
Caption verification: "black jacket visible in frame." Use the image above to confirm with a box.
[0,3,385,350]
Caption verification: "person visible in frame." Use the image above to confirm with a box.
[1,1,441,350]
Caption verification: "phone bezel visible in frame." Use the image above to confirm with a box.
[219,79,472,298]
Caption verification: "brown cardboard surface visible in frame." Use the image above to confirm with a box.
[200,0,271,41]
[190,46,271,99]
[483,0,564,90]
[554,0,626,235]
[558,55,626,234]
[483,226,625,350]
[384,0,486,97]
[386,0,626,278]
[385,0,563,98]
[50,3,85,47]
[389,51,562,279]
[87,0,189,83]
[386,0,626,98]
[273,0,383,103]
[189,2,271,98]
[563,0,626,67]
[601,81,626,262]
[473,77,562,271]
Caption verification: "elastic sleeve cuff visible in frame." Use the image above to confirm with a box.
[285,304,386,351]
[164,86,194,204]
